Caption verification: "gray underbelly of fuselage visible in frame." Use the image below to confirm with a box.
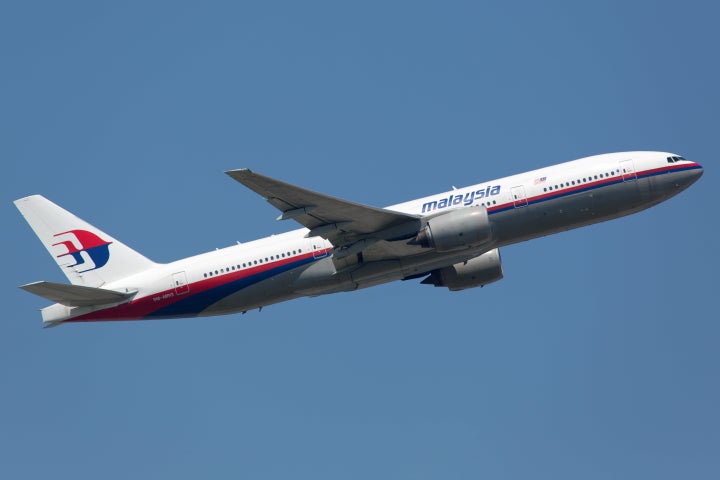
[201,172,686,316]
[491,176,660,245]
[200,246,494,315]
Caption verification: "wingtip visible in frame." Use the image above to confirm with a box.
[13,194,42,206]
[225,168,252,176]
[43,320,64,329]
[19,281,42,291]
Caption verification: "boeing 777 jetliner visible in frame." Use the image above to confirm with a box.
[15,151,702,326]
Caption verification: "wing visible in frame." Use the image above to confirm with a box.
[226,169,421,251]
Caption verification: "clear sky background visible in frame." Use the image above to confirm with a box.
[2,1,718,478]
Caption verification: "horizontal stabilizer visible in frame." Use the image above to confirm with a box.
[20,281,136,307]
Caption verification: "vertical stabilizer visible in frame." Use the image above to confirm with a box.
[14,195,157,287]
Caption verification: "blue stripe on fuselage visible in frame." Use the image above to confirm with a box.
[145,255,319,318]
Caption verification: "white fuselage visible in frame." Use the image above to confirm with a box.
[45,151,702,323]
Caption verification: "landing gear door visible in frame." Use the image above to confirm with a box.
[620,159,637,181]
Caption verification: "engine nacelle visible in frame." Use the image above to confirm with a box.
[421,249,504,291]
[414,206,493,252]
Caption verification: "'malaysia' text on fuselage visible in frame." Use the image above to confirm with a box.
[422,185,502,213]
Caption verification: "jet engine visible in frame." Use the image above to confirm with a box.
[413,206,493,252]
[421,249,503,291]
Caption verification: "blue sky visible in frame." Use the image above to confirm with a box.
[2,1,718,478]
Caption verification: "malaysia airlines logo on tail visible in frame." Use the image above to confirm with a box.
[52,229,112,273]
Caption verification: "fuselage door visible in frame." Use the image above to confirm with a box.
[511,185,528,207]
[172,271,190,295]
[620,159,637,181]
[312,241,329,259]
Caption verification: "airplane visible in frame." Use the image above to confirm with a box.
[15,151,702,327]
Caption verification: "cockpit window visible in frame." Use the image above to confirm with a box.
[667,156,687,163]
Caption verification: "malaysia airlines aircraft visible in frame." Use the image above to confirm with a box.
[15,151,702,326]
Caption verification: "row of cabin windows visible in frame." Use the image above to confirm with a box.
[480,200,498,206]
[541,169,620,193]
[203,248,304,278]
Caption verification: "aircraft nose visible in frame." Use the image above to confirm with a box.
[688,163,704,183]
[693,163,705,182]
[674,162,703,191]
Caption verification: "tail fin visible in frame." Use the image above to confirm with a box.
[14,195,157,287]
